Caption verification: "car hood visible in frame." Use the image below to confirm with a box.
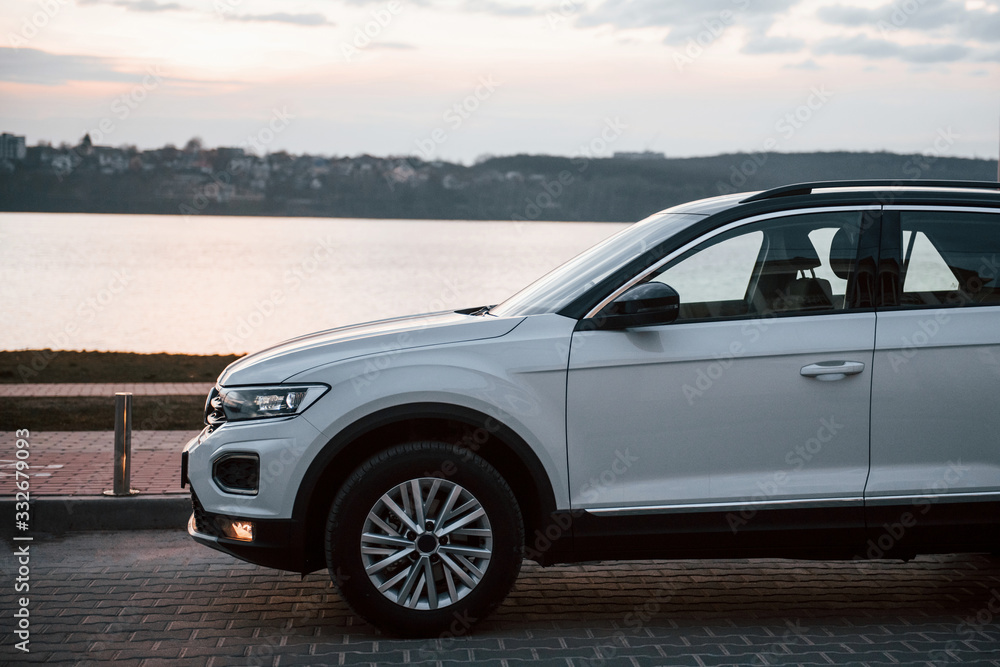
[218,310,525,386]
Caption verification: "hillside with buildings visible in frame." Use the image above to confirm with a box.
[1,133,996,222]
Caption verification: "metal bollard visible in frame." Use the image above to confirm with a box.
[104,392,140,496]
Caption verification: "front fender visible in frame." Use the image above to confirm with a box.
[291,313,578,513]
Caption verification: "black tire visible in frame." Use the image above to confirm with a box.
[325,442,524,637]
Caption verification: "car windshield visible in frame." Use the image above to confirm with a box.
[489,212,707,317]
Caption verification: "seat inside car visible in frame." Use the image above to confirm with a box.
[749,226,833,313]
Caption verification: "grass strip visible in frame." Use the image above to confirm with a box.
[2,396,207,431]
[0,350,241,384]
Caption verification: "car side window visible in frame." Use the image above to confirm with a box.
[652,231,763,317]
[650,211,864,322]
[899,211,1000,307]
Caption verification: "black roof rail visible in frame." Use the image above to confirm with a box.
[741,179,1000,204]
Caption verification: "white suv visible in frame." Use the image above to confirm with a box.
[183,180,1000,636]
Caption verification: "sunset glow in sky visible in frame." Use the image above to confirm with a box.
[1,0,998,162]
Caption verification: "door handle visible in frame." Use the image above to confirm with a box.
[800,361,865,381]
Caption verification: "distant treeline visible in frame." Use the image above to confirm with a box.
[1,150,996,223]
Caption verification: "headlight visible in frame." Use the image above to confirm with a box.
[219,385,328,421]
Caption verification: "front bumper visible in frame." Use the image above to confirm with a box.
[187,491,322,574]
[182,419,329,575]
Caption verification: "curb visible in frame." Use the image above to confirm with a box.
[0,495,190,538]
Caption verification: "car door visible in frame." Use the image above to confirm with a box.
[566,207,879,556]
[866,206,1000,556]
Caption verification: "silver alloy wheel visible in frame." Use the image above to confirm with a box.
[360,477,494,610]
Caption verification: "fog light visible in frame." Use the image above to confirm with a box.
[221,519,254,542]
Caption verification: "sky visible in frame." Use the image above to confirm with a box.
[0,0,998,163]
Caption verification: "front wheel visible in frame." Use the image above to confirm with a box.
[325,442,524,636]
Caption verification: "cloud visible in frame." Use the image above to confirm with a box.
[812,0,1000,65]
[742,35,805,54]
[0,48,138,85]
[577,0,800,41]
[460,0,538,17]
[78,0,183,11]
[961,11,1000,41]
[818,0,1000,42]
[343,0,538,16]
[813,34,970,63]
[901,42,970,64]
[815,4,879,27]
[814,34,899,59]
[228,12,334,27]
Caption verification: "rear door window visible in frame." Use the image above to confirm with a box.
[899,211,1000,307]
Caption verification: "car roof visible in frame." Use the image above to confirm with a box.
[656,179,1000,218]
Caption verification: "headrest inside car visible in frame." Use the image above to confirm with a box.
[765,227,822,272]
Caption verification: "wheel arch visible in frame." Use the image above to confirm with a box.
[293,402,559,572]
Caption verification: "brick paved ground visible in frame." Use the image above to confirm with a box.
[0,383,214,397]
[0,431,198,496]
[2,530,999,666]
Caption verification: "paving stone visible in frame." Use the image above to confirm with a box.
[5,530,1000,666]
[632,656,702,667]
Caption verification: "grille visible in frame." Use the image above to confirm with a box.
[204,387,226,432]
[191,491,223,538]
[213,454,259,495]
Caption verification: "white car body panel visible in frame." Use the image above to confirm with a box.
[567,313,875,510]
[868,306,1000,499]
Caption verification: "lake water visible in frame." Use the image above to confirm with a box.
[0,213,627,355]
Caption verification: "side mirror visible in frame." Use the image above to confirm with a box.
[588,282,680,330]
